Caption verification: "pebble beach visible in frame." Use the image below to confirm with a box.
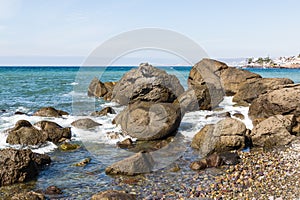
[107,138,300,200]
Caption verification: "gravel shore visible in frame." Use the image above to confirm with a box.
[111,139,300,200]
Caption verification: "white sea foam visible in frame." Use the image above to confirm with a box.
[67,82,79,86]
[179,97,253,139]
[0,97,253,153]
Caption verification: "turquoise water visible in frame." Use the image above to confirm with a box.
[0,66,192,115]
[0,66,299,199]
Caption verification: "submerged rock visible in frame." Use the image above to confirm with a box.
[111,63,184,105]
[45,185,63,195]
[0,148,50,186]
[60,143,81,151]
[73,157,91,167]
[105,152,155,175]
[33,107,68,117]
[117,138,134,149]
[91,190,136,200]
[71,118,102,129]
[113,101,181,140]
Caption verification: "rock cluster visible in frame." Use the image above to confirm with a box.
[6,120,71,145]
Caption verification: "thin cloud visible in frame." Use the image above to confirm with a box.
[0,0,22,19]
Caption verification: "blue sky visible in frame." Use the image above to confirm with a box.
[0,0,299,65]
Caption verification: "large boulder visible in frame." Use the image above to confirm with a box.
[71,118,102,129]
[219,67,261,96]
[33,107,68,117]
[87,78,117,101]
[113,101,181,141]
[105,152,155,175]
[187,59,226,110]
[250,115,296,148]
[91,190,136,200]
[249,84,300,120]
[233,78,294,103]
[34,121,71,143]
[176,85,213,112]
[0,148,51,186]
[6,120,48,145]
[191,118,247,157]
[88,77,108,97]
[111,63,184,105]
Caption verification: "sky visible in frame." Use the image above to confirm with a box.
[0,0,299,66]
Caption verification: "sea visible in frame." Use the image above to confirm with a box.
[0,66,299,198]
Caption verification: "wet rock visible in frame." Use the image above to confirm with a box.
[11,191,45,200]
[233,78,294,103]
[169,164,181,172]
[6,120,48,145]
[60,143,81,151]
[34,121,71,143]
[218,152,241,165]
[32,153,51,168]
[125,136,175,153]
[106,131,123,140]
[250,115,296,148]
[206,153,223,167]
[249,84,300,120]
[190,153,224,171]
[105,152,155,175]
[233,113,245,120]
[0,148,50,186]
[33,107,68,117]
[117,138,134,149]
[45,185,63,195]
[113,101,181,140]
[71,118,102,129]
[91,106,116,116]
[191,118,247,157]
[73,157,91,167]
[205,112,231,119]
[111,63,184,105]
[91,190,136,200]
[190,160,207,170]
[14,111,27,115]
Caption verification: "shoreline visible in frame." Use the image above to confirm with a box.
[0,59,299,199]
